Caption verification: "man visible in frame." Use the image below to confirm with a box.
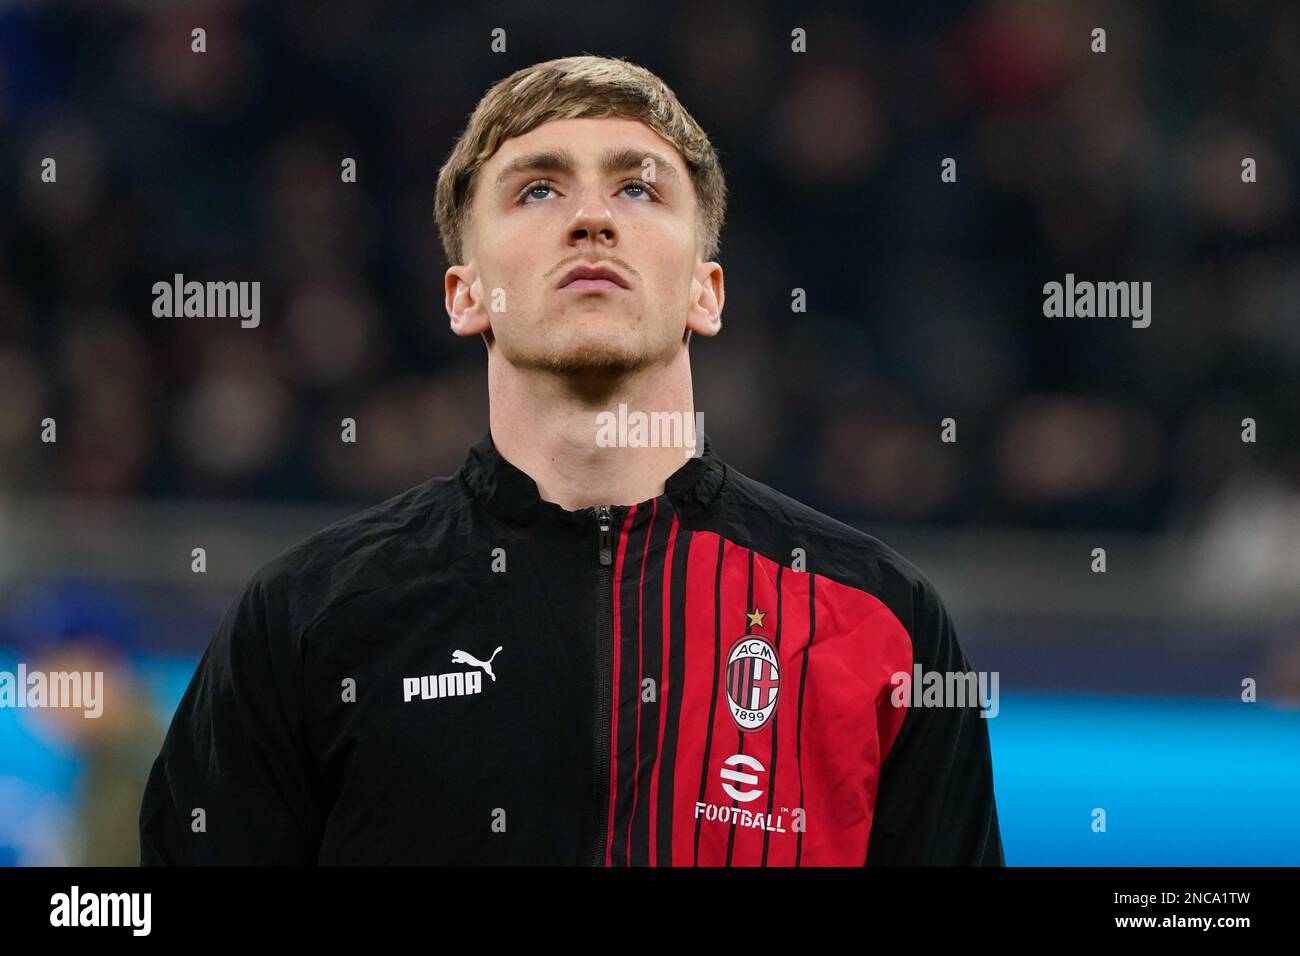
[139,55,1003,866]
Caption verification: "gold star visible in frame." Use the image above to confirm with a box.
[746,607,766,629]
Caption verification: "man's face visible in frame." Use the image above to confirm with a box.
[446,116,722,377]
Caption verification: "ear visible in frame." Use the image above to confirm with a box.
[445,264,492,337]
[685,260,724,337]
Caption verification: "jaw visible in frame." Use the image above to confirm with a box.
[488,330,685,405]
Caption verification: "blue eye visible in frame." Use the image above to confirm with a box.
[521,181,555,203]
[620,179,662,201]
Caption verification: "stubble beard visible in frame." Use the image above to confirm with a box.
[508,309,673,383]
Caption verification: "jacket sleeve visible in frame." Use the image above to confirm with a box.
[139,568,323,865]
[866,574,1004,865]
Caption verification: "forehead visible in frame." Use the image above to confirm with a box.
[483,116,690,180]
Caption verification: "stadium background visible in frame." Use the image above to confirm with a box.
[1,0,1297,865]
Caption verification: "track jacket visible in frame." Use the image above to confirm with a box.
[139,431,1004,866]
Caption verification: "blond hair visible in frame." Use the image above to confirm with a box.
[434,55,727,266]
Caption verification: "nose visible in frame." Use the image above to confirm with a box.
[566,186,618,248]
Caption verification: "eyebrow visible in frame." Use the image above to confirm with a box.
[493,146,682,192]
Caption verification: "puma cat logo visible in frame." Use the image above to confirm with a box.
[452,646,503,681]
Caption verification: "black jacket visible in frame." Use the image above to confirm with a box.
[139,431,1004,865]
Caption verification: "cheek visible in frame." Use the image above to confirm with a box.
[481,243,532,301]
[648,254,697,306]
[631,224,693,285]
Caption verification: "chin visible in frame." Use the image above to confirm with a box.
[537,341,648,377]
[502,311,676,377]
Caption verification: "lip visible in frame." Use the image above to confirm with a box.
[560,278,625,291]
[557,263,630,290]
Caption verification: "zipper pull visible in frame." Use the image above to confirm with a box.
[595,505,613,566]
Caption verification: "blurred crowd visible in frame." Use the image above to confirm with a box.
[0,0,1297,538]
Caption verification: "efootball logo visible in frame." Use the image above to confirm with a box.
[725,635,779,732]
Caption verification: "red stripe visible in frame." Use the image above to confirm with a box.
[603,506,637,866]
[766,566,809,866]
[676,535,751,865]
[624,497,656,864]
[728,550,783,866]
[672,531,720,864]
[647,513,678,866]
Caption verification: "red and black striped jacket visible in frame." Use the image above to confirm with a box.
[140,431,1004,865]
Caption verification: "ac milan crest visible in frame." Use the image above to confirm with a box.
[725,632,780,733]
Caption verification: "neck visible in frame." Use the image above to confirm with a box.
[487,350,699,512]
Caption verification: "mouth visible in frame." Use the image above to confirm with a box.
[557,263,631,291]
[561,278,624,291]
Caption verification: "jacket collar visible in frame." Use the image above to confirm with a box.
[458,429,726,526]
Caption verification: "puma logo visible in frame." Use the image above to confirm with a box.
[451,646,503,681]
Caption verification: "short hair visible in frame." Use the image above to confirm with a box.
[434,54,727,266]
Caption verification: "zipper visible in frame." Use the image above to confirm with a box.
[591,504,615,866]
